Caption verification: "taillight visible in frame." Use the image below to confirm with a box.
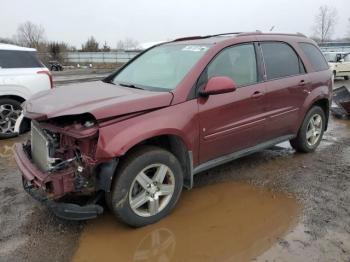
[37,70,54,88]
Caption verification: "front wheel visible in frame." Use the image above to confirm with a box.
[0,98,22,139]
[106,146,183,227]
[290,106,325,153]
[344,76,349,81]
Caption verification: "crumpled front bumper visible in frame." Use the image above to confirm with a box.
[13,143,104,220]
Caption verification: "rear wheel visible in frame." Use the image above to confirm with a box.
[345,76,349,80]
[0,98,22,139]
[106,146,183,227]
[290,106,325,153]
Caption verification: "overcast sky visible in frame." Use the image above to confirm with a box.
[1,0,349,48]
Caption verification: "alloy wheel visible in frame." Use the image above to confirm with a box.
[306,114,323,146]
[129,164,175,217]
[0,104,21,135]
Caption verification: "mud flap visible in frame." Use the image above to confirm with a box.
[95,159,119,192]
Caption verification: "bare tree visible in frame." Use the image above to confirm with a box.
[313,5,337,43]
[124,38,139,50]
[116,38,139,50]
[102,41,111,52]
[116,40,125,50]
[48,42,68,62]
[15,21,46,48]
[81,36,99,52]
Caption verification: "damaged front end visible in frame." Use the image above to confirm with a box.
[14,114,115,220]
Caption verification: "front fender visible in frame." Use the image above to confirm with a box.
[95,100,199,161]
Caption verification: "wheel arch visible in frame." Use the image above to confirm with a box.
[120,134,194,190]
[310,98,330,130]
[99,134,194,193]
[0,95,26,103]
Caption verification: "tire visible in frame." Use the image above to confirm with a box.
[290,106,326,153]
[106,146,184,227]
[0,98,22,139]
[344,76,349,81]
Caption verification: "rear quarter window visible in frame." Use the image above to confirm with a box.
[0,50,43,69]
[260,42,303,80]
[299,43,329,72]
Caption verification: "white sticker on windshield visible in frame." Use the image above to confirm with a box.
[182,45,209,52]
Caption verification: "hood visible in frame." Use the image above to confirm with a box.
[24,81,173,120]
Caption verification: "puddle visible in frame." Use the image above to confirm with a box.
[0,135,27,166]
[73,183,300,262]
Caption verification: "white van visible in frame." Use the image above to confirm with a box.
[0,43,52,138]
[323,51,350,80]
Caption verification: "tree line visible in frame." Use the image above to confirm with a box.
[0,21,140,63]
[0,4,349,61]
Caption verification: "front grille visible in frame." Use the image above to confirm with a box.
[31,121,55,172]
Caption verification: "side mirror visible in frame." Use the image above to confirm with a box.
[200,76,237,96]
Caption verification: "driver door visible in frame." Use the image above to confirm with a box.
[198,43,268,163]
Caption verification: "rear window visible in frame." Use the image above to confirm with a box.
[260,42,304,80]
[299,43,329,71]
[0,50,43,69]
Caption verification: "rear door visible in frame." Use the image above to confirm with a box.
[198,43,268,163]
[259,42,309,139]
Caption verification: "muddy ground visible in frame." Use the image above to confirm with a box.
[0,80,350,262]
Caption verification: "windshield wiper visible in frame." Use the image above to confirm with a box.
[118,83,144,90]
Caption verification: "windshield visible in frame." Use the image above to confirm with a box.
[112,44,211,91]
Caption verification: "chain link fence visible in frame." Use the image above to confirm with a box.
[37,50,141,67]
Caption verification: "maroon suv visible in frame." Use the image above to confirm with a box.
[14,32,332,227]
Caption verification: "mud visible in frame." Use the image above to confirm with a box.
[73,183,299,262]
[0,81,350,261]
[0,135,83,262]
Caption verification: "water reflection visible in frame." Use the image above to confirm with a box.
[73,183,299,262]
[133,228,175,262]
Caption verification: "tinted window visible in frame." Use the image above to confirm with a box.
[0,50,43,69]
[261,42,302,80]
[299,43,329,71]
[207,44,257,86]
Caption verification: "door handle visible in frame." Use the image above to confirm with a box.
[298,80,309,86]
[251,91,264,99]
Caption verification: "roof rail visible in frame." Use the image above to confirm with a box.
[173,32,242,42]
[237,30,262,36]
[209,32,243,37]
[173,31,307,42]
[238,32,307,38]
[173,35,210,42]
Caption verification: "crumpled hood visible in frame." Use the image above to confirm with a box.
[24,81,173,120]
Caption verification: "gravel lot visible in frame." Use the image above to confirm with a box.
[0,77,349,262]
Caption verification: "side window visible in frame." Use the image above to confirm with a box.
[260,42,302,80]
[299,43,329,71]
[0,50,43,69]
[207,44,258,86]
